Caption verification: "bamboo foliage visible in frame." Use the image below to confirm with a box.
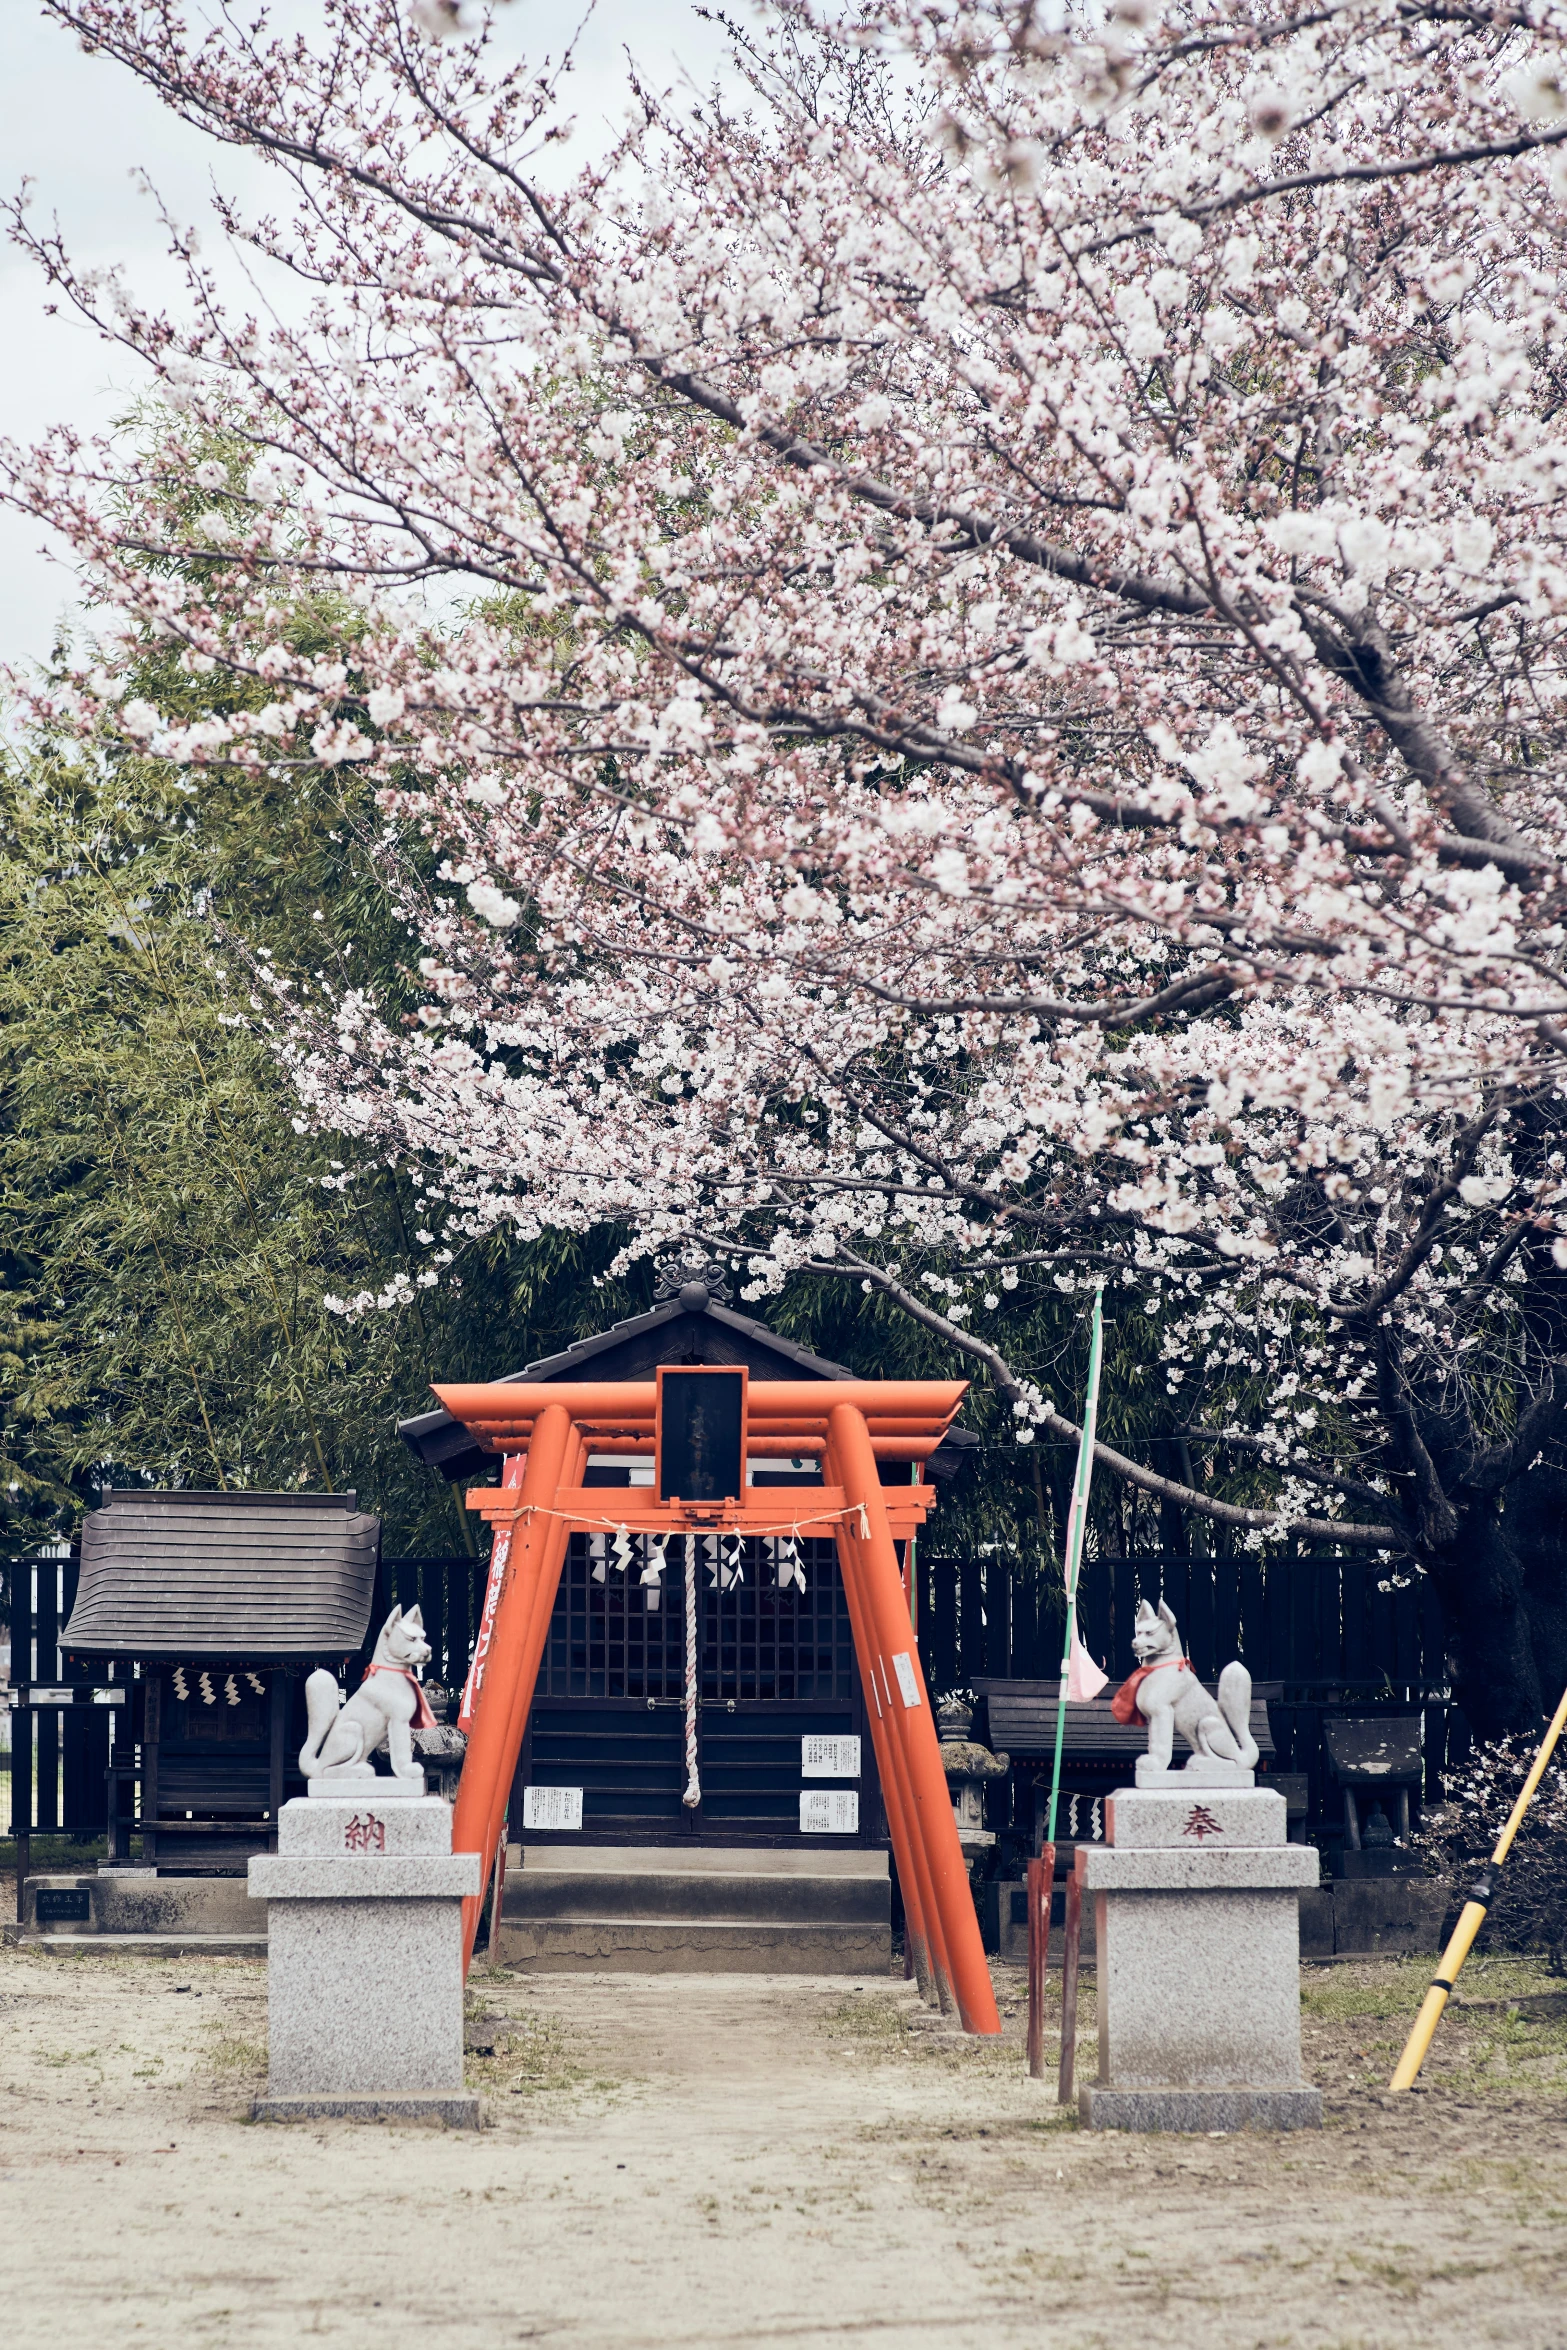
[0,582,646,1549]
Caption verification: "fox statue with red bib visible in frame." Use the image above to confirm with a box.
[299,1603,435,1786]
[1112,1598,1259,1787]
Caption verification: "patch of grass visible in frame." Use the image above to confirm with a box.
[1305,1955,1567,2100]
[826,1992,914,2044]
[1301,1960,1439,2021]
[0,1835,110,1869]
[206,2031,267,2074]
[1301,1955,1565,2022]
[1441,2016,1567,2096]
[467,2003,620,2099]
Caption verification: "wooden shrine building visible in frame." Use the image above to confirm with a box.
[62,1489,381,1869]
[400,1254,973,1855]
[411,1264,995,2027]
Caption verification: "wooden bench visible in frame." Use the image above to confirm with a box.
[973,1677,1279,1851]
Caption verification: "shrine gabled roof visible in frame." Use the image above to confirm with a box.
[63,1489,381,1661]
[399,1296,855,1484]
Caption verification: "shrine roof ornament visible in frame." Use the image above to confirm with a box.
[650,1247,732,1309]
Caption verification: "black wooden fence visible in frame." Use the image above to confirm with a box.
[915,1541,1465,1811]
[1,1550,490,1846]
[916,1542,1443,1696]
[3,1551,119,1841]
[5,1540,1460,1844]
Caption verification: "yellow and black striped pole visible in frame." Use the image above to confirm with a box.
[1389,1678,1567,2091]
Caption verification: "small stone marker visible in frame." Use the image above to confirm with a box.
[247,1773,481,2126]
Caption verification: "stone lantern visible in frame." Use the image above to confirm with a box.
[937,1696,1010,1877]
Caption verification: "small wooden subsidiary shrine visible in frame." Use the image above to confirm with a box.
[62,1490,381,1869]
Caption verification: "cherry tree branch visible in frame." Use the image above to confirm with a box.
[796,1249,1409,1549]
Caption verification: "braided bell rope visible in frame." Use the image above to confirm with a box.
[682,1534,701,1810]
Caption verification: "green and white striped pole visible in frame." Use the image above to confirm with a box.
[1045,1282,1105,1847]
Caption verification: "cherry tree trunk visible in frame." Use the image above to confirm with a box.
[1425,1491,1567,1742]
[1507,1467,1567,1728]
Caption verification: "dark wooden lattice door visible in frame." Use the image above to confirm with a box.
[522,1531,879,1844]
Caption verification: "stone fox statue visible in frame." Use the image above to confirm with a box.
[1113,1598,1259,1774]
[299,1604,434,1782]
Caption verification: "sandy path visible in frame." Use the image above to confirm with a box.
[1,1943,1565,2350]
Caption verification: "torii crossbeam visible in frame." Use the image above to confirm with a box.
[434,1375,1001,2036]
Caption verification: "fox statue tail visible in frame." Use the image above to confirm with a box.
[1217,1661,1260,1768]
[298,1665,362,1776]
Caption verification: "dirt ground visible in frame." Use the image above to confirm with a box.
[1,1940,1566,2350]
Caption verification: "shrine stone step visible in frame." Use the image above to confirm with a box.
[499,1844,892,1975]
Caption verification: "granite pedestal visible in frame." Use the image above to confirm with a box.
[1079,1784,1322,2132]
[247,1772,482,2126]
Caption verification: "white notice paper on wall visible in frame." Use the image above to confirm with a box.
[800,1789,859,1834]
[801,1735,861,1779]
[891,1652,922,1708]
[522,1785,584,1832]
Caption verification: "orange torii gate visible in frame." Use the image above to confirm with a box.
[434,1372,1002,2037]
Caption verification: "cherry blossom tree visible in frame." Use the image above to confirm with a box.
[11,0,1567,1725]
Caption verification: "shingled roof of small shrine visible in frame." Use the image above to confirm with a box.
[63,1489,380,1660]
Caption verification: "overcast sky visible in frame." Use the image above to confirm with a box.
[0,1,726,670]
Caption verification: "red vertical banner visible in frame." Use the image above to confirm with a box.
[458,1450,526,1733]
